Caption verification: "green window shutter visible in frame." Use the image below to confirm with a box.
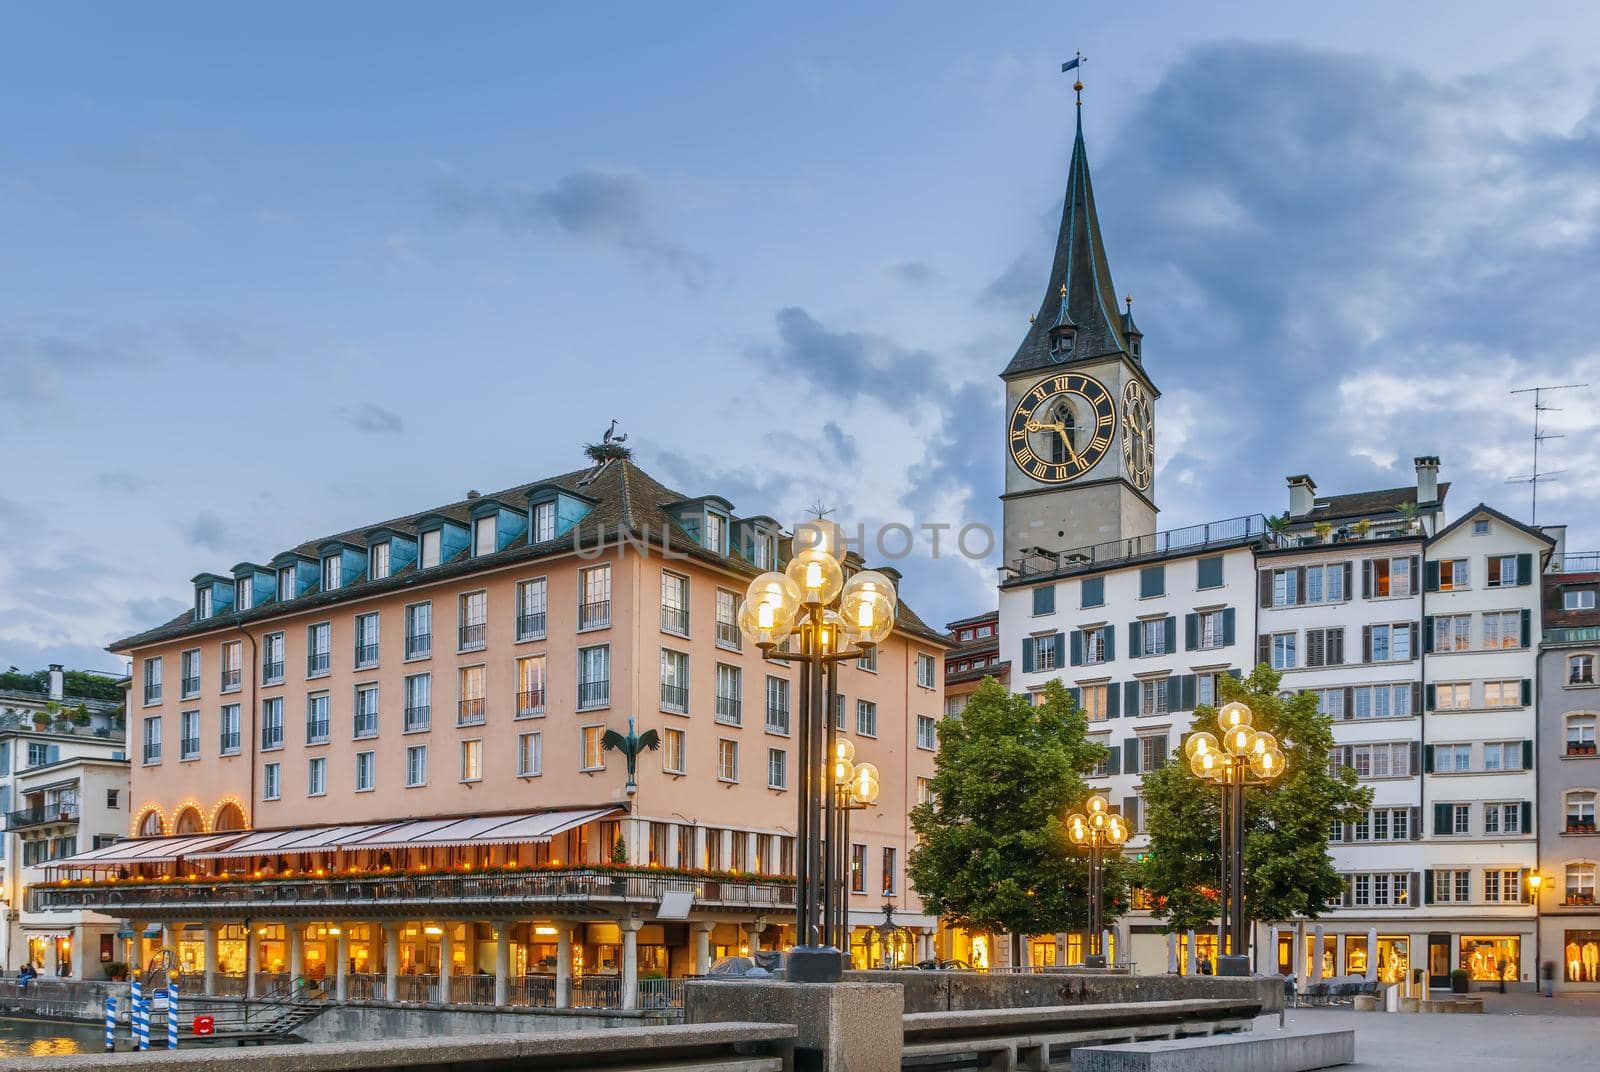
[1123,681,1139,715]
[1522,740,1534,770]
[1124,738,1141,774]
[1128,623,1143,658]
[1021,638,1036,673]
[1067,687,1081,706]
[1226,667,1243,679]
[1521,678,1533,707]
[1106,746,1121,775]
[1106,685,1121,719]
[1053,632,1066,665]
[1181,674,1197,711]
[1081,576,1104,608]
[1222,608,1236,646]
[1104,628,1116,661]
[1521,801,1533,833]
[1166,676,1181,711]
[1123,796,1141,833]
[1520,609,1532,648]
[1425,684,1435,711]
[1423,743,1435,772]
[1433,802,1450,834]
[1424,560,1440,592]
[1423,869,1435,905]
[1070,631,1083,666]
[1422,617,1434,654]
[1516,553,1534,585]
[1140,566,1165,598]
[1163,616,1177,654]
[1197,556,1223,590]
[1185,613,1199,651]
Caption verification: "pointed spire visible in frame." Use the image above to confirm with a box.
[1002,101,1134,378]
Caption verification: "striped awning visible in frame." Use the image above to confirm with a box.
[181,823,405,860]
[43,832,249,869]
[342,808,622,850]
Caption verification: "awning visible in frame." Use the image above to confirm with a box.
[182,823,404,860]
[43,832,249,870]
[343,808,622,850]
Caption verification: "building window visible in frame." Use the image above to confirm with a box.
[766,747,787,790]
[196,586,213,619]
[1483,680,1521,707]
[1034,632,1061,671]
[917,714,937,750]
[1433,743,1470,773]
[917,653,937,688]
[518,732,544,777]
[661,571,690,635]
[1305,563,1345,603]
[1566,864,1597,906]
[851,844,866,892]
[179,710,200,761]
[1434,682,1471,710]
[1271,569,1299,607]
[180,650,200,699]
[261,697,284,750]
[308,756,327,797]
[460,739,483,782]
[661,649,690,713]
[581,726,605,771]
[1486,554,1519,588]
[404,673,432,732]
[517,655,546,718]
[458,666,487,726]
[1438,558,1469,591]
[349,612,379,668]
[579,564,612,630]
[142,716,162,764]
[531,501,556,543]
[1482,802,1522,835]
[882,846,898,895]
[1376,623,1413,661]
[1138,679,1168,717]
[1473,519,1491,536]
[263,762,281,801]
[857,646,878,672]
[1434,869,1470,903]
[653,726,683,775]
[1482,869,1523,904]
[307,622,331,676]
[1483,611,1522,650]
[1482,741,1524,772]
[1271,632,1296,669]
[236,576,254,611]
[278,567,296,601]
[1140,734,1168,771]
[1081,684,1109,722]
[1432,614,1471,652]
[1197,611,1227,651]
[1033,586,1055,616]
[716,664,743,725]
[420,528,444,569]
[766,676,791,735]
[1140,619,1169,657]
[407,745,428,787]
[458,590,487,651]
[1567,790,1597,833]
[1568,714,1597,755]
[516,578,547,641]
[370,541,390,581]
[355,750,376,792]
[717,739,739,783]
[216,640,240,692]
[354,684,379,738]
[715,589,741,650]
[1081,626,1109,664]
[578,645,611,710]
[1571,655,1596,686]
[323,554,346,592]
[1372,556,1412,597]
[143,657,163,705]
[473,514,497,556]
[857,699,878,738]
[262,633,285,684]
[219,703,241,755]
[1197,555,1224,590]
[1568,589,1598,611]
[405,601,432,660]
[303,692,332,744]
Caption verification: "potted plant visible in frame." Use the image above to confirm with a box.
[1352,518,1373,540]
[1397,501,1420,533]
[1312,521,1333,543]
[610,835,629,895]
[71,703,92,727]
[31,709,50,730]
[1449,968,1469,994]
[1265,513,1291,542]
[106,962,128,982]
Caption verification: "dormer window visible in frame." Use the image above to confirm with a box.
[474,515,497,557]
[752,534,773,569]
[704,513,725,554]
[236,578,253,612]
[1130,337,1141,359]
[532,502,556,543]
[196,587,213,619]
[420,529,442,569]
[322,555,342,592]
[1050,328,1075,359]
[371,541,391,581]
[278,568,295,601]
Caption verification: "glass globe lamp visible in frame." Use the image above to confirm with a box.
[1189,750,1220,780]
[1066,813,1089,844]
[1224,724,1254,756]
[1184,732,1218,760]
[851,761,881,805]
[1087,794,1108,815]
[1219,701,1253,732]
[794,517,849,563]
[1250,747,1286,781]
[786,548,844,607]
[840,570,897,645]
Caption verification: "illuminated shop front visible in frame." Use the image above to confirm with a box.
[1028,936,1058,966]
[1563,931,1600,983]
[1305,933,1336,978]
[1375,937,1409,984]
[25,933,73,976]
[1459,936,1519,983]
[1173,932,1213,975]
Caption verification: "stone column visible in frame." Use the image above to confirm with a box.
[160,923,179,969]
[744,920,767,955]
[127,920,146,974]
[1366,927,1378,982]
[245,926,259,999]
[1183,929,1196,976]
[1312,924,1325,983]
[1167,933,1178,974]
[555,926,573,1009]
[692,826,707,870]
[691,921,714,976]
[620,918,641,1011]
[437,924,453,1003]
[335,928,350,1001]
[1268,926,1280,976]
[494,922,511,1006]
[203,926,219,996]
[383,924,400,1002]
[289,924,305,992]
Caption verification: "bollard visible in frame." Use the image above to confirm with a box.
[131,980,149,1051]
[167,982,179,1050]
[103,996,116,1052]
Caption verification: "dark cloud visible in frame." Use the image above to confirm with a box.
[434,168,708,287]
[903,381,1002,523]
[978,252,1042,308]
[648,448,797,518]
[751,307,941,407]
[124,596,187,627]
[822,421,858,465]
[888,261,939,287]
[184,512,231,553]
[335,401,405,435]
[95,471,148,494]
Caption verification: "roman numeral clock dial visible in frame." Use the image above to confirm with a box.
[1008,373,1117,484]
[1122,379,1154,492]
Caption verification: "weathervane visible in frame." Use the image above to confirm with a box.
[1062,51,1085,106]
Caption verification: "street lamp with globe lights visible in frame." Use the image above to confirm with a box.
[738,519,896,982]
[1066,794,1128,967]
[827,736,880,956]
[1182,700,1285,976]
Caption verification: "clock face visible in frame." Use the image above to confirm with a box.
[1008,373,1117,484]
[1122,379,1154,492]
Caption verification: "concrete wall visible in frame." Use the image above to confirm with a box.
[0,977,127,1021]
[294,1000,669,1043]
[845,969,1283,1015]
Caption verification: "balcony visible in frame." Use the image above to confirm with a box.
[579,601,611,631]
[405,634,432,660]
[404,706,431,733]
[1555,551,1600,574]
[715,696,742,725]
[458,698,487,727]
[516,612,546,641]
[459,623,486,651]
[143,684,161,705]
[715,621,741,650]
[219,732,241,755]
[306,720,330,745]
[261,661,284,684]
[221,669,242,692]
[1006,513,1274,580]
[516,690,545,718]
[142,745,161,764]
[308,652,330,676]
[577,680,610,711]
[661,683,688,713]
[661,607,689,635]
[180,676,200,698]
[7,803,79,830]
[355,644,379,667]
[29,866,796,919]
[1568,742,1598,757]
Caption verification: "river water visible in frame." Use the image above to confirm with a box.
[0,1017,109,1056]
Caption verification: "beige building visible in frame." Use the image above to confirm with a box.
[34,456,948,1006]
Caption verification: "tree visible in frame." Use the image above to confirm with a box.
[1137,665,1372,934]
[908,678,1130,949]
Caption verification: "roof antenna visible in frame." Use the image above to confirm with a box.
[1507,383,1587,523]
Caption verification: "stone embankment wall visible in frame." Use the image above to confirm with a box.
[847,969,1285,1014]
[295,1001,670,1043]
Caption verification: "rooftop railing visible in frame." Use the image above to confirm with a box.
[1554,551,1600,574]
[6,803,78,830]
[1007,514,1274,579]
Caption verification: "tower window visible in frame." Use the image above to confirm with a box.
[1130,337,1141,358]
[1047,402,1076,465]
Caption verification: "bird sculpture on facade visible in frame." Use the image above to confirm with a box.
[600,717,659,795]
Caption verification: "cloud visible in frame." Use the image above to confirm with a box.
[335,401,405,435]
[184,512,232,553]
[822,421,858,465]
[887,261,939,287]
[124,596,187,626]
[749,307,941,408]
[978,252,1040,308]
[95,471,149,494]
[434,168,708,286]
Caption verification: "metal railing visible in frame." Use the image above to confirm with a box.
[1009,513,1273,578]
[405,634,432,659]
[571,975,622,1009]
[308,652,330,675]
[639,977,685,1010]
[661,607,689,634]
[262,661,284,684]
[517,689,545,717]
[579,600,611,630]
[715,696,742,725]
[219,732,241,754]
[458,698,487,726]
[459,623,486,651]
[661,683,688,712]
[221,668,242,691]
[306,719,330,744]
[1555,551,1600,573]
[180,738,200,760]
[180,676,200,698]
[31,867,798,915]
[404,705,431,732]
[578,680,610,710]
[353,714,378,738]
[516,611,547,640]
[262,725,284,750]
[355,644,380,666]
[766,707,790,735]
[142,744,161,764]
[716,621,741,649]
[144,684,161,704]
[6,803,78,829]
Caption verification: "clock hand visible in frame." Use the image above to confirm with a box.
[1052,423,1081,467]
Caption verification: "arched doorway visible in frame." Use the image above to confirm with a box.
[212,802,246,831]
[172,806,204,835]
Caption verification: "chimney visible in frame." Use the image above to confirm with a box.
[1542,524,1567,572]
[48,664,64,701]
[1286,475,1317,519]
[1414,456,1440,506]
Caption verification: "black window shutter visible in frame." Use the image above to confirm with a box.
[1343,562,1354,600]
[1521,678,1532,707]
[1425,683,1436,711]
[1123,680,1139,715]
[1422,616,1434,654]
[1409,622,1420,660]
[1522,740,1533,771]
[1128,622,1142,658]
[1344,686,1356,719]
[1423,869,1435,905]
[1517,552,1534,585]
[1295,566,1308,605]
[1423,743,1435,772]
[1185,613,1198,651]
[1223,607,1236,645]
[1410,555,1421,592]
[1306,629,1322,668]
[1104,627,1115,661]
[1521,801,1533,834]
[1226,667,1243,679]
[1106,685,1121,719]
[1070,630,1083,666]
[1362,625,1373,663]
[1520,609,1532,649]
[1410,740,1420,773]
[1258,571,1272,608]
[1257,634,1270,667]
[1163,616,1177,655]
[1411,682,1422,714]
[1433,802,1450,834]
[1362,560,1372,599]
[1067,686,1082,706]
[1424,560,1440,592]
[1410,808,1422,841]
[1022,638,1036,673]
[1124,738,1140,774]
[1107,745,1121,775]
[1181,674,1197,711]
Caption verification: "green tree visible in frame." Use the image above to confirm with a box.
[1138,665,1372,933]
[908,678,1130,945]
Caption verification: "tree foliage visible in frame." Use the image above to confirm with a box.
[1137,665,1372,932]
[908,678,1131,937]
[0,667,124,704]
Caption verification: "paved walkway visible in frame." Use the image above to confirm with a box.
[1253,1001,1600,1070]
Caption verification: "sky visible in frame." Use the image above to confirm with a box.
[4,2,1600,675]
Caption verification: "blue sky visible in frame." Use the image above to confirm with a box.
[4,2,1599,674]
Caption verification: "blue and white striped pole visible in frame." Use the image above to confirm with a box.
[166,982,179,1050]
[103,996,116,1052]
[130,980,148,1051]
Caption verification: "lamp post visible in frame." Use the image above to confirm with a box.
[739,521,897,983]
[1182,701,1285,977]
[827,737,880,961]
[1067,795,1128,968]
[1528,872,1546,997]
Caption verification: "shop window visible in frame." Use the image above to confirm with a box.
[1459,936,1519,983]
[1563,931,1600,983]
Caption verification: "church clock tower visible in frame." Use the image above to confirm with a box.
[1001,102,1157,569]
